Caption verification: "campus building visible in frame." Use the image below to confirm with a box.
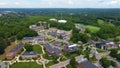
[6,43,24,60]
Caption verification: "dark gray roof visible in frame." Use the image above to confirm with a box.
[45,43,54,53]
[53,48,61,55]
[52,41,61,45]
[22,52,38,56]
[45,43,62,55]
[65,44,78,52]
[22,37,34,40]
[81,60,98,68]
[10,43,24,52]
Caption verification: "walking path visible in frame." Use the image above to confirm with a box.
[40,45,45,54]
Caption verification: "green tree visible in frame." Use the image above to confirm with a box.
[25,44,33,52]
[110,49,118,58]
[70,57,77,68]
[99,57,116,68]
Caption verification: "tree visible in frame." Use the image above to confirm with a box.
[99,57,117,68]
[52,55,59,63]
[111,61,117,67]
[24,44,33,52]
[110,49,118,58]
[66,64,73,68]
[0,39,9,54]
[70,57,77,68]
[96,24,120,39]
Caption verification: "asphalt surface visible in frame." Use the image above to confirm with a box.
[0,62,7,68]
[49,56,84,68]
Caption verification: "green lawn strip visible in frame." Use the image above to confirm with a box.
[97,49,106,53]
[98,19,104,25]
[16,40,22,44]
[33,45,43,54]
[10,62,43,68]
[46,61,57,68]
[84,25,100,33]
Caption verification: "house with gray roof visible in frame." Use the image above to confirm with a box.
[77,60,98,68]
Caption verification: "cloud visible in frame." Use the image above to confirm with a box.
[0,2,7,5]
[68,0,74,5]
[14,2,20,5]
[104,0,120,5]
[0,0,119,8]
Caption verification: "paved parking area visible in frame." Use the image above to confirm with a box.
[0,62,7,68]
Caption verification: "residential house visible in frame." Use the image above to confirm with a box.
[22,37,34,43]
[58,20,67,23]
[33,36,45,44]
[44,43,54,54]
[29,25,44,31]
[21,52,40,59]
[53,48,62,56]
[22,36,45,44]
[6,43,24,60]
[49,18,57,22]
[52,41,61,47]
[44,43,62,56]
[64,44,78,52]
[49,28,71,40]
[95,41,119,50]
[77,60,98,68]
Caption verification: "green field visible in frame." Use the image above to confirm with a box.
[46,61,55,68]
[10,62,43,68]
[84,25,100,33]
[98,19,104,25]
[33,45,43,54]
[97,49,105,53]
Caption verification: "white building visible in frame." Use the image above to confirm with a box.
[29,25,37,29]
[58,20,67,23]
[49,18,57,22]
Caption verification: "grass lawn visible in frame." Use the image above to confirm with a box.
[16,40,22,44]
[10,62,43,68]
[109,48,120,51]
[0,42,16,60]
[46,61,56,68]
[43,52,54,60]
[33,45,43,54]
[98,19,104,25]
[97,49,106,53]
[84,25,100,33]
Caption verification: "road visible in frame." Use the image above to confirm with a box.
[49,55,84,68]
[49,59,70,68]
[0,62,8,68]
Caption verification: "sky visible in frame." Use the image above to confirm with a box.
[0,0,120,8]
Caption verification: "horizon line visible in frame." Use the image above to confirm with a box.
[0,7,120,9]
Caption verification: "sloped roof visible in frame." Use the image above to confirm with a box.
[22,52,38,56]
[65,44,78,52]
[53,48,62,55]
[10,43,24,52]
[45,43,54,52]
[81,60,98,68]
[22,37,34,41]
